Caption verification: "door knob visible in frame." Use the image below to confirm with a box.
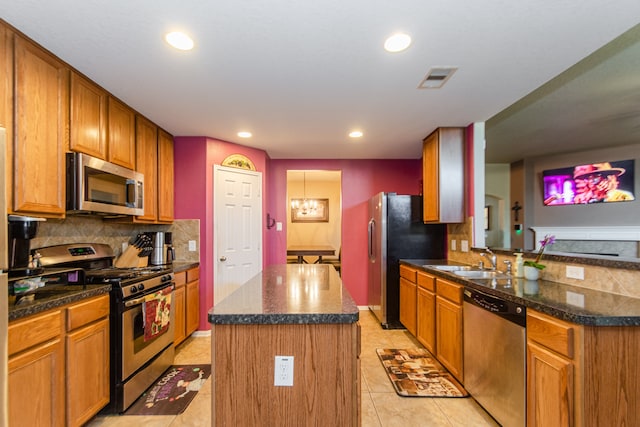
[219,256,227,262]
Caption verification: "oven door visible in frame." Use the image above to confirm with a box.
[121,285,175,380]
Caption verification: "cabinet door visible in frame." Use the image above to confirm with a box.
[436,295,463,381]
[1,24,13,211]
[157,129,174,222]
[107,97,135,169]
[70,72,107,159]
[174,284,186,346]
[13,35,68,217]
[9,339,65,427]
[135,115,158,221]
[417,287,436,354]
[399,277,416,335]
[66,318,110,427]
[422,131,439,222]
[186,279,200,335]
[527,340,573,427]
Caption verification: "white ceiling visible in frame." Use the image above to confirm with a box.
[2,1,640,161]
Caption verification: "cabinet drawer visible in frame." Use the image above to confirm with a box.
[527,310,575,359]
[9,310,63,356]
[174,271,187,287]
[417,271,435,291]
[186,267,200,282]
[399,265,417,282]
[435,279,462,305]
[67,295,110,331]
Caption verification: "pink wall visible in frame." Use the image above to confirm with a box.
[174,136,270,330]
[174,136,423,328]
[267,159,423,305]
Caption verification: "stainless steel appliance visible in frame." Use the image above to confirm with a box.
[7,215,46,276]
[367,192,446,328]
[146,231,175,265]
[463,287,526,427]
[66,152,144,216]
[0,127,8,426]
[37,243,175,413]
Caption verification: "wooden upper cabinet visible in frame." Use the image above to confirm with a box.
[157,129,174,222]
[70,72,107,159]
[13,34,68,217]
[422,127,465,223]
[135,115,158,222]
[1,23,14,211]
[107,97,135,169]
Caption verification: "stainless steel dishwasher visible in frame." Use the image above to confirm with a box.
[463,287,526,427]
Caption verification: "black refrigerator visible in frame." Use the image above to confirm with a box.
[367,192,446,329]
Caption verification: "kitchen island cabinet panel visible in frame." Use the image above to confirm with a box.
[13,33,68,217]
[212,322,360,426]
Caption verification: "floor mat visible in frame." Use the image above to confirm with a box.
[376,348,468,397]
[124,364,211,415]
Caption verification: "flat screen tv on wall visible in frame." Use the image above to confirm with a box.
[543,159,635,206]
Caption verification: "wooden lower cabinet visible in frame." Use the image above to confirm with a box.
[8,295,110,427]
[416,271,436,354]
[174,266,200,346]
[435,278,463,381]
[399,265,418,335]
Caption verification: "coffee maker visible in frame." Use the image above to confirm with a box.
[8,215,46,276]
[147,231,175,266]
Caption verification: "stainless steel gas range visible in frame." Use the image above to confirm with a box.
[37,243,176,413]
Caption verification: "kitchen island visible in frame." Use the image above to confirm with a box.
[208,264,360,426]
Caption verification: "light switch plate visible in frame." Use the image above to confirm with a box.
[188,240,197,252]
[276,222,282,231]
[460,240,469,252]
[450,239,457,251]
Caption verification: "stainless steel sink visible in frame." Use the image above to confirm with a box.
[426,265,474,271]
[454,270,510,279]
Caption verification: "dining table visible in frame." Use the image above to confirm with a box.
[286,245,336,264]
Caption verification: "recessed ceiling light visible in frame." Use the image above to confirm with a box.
[237,131,252,138]
[384,33,412,53]
[165,32,194,51]
[349,131,363,138]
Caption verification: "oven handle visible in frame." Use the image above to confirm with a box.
[124,283,174,308]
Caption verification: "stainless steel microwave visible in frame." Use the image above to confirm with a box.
[66,153,144,216]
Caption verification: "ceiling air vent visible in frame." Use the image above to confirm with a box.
[418,67,458,89]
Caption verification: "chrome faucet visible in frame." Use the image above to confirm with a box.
[480,248,498,270]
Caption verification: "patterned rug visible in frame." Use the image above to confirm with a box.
[124,364,211,415]
[376,348,468,397]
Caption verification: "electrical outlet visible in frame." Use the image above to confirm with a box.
[274,356,294,386]
[460,240,469,252]
[566,265,584,280]
[450,239,457,251]
[121,242,128,253]
[188,240,197,252]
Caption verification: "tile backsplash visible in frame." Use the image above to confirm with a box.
[30,216,200,263]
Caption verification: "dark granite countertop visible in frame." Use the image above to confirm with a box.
[401,259,640,326]
[208,264,359,325]
[9,284,112,322]
[172,261,200,273]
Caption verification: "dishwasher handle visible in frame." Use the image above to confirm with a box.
[464,288,526,327]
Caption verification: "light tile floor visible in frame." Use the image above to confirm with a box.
[88,309,498,426]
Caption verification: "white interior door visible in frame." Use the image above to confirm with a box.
[213,165,262,303]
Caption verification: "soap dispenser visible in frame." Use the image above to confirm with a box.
[514,253,524,278]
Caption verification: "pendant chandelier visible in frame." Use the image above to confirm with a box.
[291,172,317,215]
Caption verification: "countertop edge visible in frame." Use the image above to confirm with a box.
[172,262,200,273]
[400,259,640,326]
[208,311,360,325]
[9,284,112,321]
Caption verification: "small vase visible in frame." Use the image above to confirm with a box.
[523,265,540,281]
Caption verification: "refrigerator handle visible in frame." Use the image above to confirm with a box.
[368,219,375,260]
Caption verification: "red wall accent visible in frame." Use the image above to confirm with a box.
[175,136,423,328]
[267,159,423,306]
